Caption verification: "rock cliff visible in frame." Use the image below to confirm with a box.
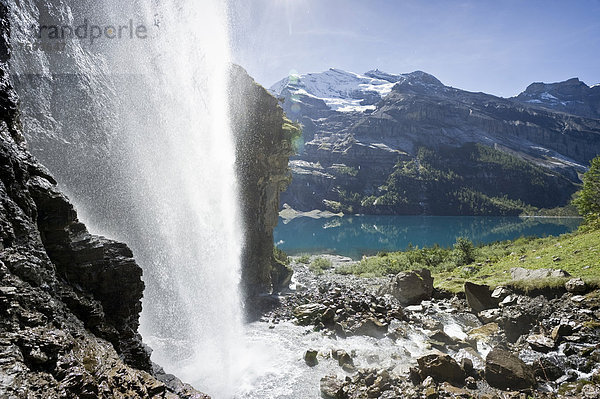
[229,65,299,304]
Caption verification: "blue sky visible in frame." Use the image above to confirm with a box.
[229,0,600,97]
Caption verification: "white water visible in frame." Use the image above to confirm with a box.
[9,0,245,396]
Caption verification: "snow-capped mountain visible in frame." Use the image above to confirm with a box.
[273,68,600,215]
[270,68,442,113]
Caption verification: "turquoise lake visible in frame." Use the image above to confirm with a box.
[273,215,582,259]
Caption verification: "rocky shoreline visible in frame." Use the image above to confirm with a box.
[261,255,600,398]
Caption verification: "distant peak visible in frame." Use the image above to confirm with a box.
[364,69,403,83]
[404,71,443,86]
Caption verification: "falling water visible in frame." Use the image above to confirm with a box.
[9,0,244,396]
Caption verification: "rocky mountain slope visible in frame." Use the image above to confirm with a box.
[513,78,600,119]
[0,4,205,396]
[271,69,600,215]
[230,64,299,304]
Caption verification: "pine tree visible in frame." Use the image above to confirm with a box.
[573,155,600,226]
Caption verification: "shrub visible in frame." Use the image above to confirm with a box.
[273,246,290,266]
[309,257,333,274]
[453,237,476,266]
[297,254,311,264]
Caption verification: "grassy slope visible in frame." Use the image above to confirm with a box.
[434,228,600,292]
[335,227,600,293]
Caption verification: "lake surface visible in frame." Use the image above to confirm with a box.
[274,215,581,259]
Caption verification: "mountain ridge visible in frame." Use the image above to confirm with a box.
[271,68,600,215]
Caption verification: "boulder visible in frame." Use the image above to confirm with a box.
[485,348,536,390]
[510,267,570,280]
[526,334,555,353]
[335,350,355,372]
[468,323,499,342]
[491,286,511,301]
[464,282,497,313]
[533,356,564,381]
[293,303,327,325]
[417,353,465,384]
[304,349,318,367]
[565,278,586,293]
[351,317,388,338]
[551,324,573,341]
[378,269,433,305]
[320,375,345,399]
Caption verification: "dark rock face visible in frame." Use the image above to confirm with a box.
[378,268,433,305]
[229,64,298,303]
[0,12,204,397]
[28,176,149,370]
[485,347,536,390]
[464,282,497,313]
[273,69,600,215]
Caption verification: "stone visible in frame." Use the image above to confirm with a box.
[337,350,354,369]
[320,375,345,399]
[499,295,517,307]
[533,356,564,381]
[439,382,471,397]
[465,376,477,389]
[491,286,511,300]
[378,269,434,305]
[478,309,501,324]
[293,303,327,325]
[551,324,573,341]
[428,330,458,346]
[526,334,555,353]
[351,317,388,338]
[468,323,499,342]
[461,358,474,375]
[485,348,536,390]
[417,353,465,385]
[304,349,318,367]
[510,267,570,280]
[464,282,497,313]
[565,278,586,293]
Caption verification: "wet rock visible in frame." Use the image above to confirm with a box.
[293,303,327,325]
[439,382,471,397]
[304,349,318,367]
[464,282,497,313]
[565,278,586,293]
[551,324,573,341]
[378,269,433,306]
[526,334,555,353]
[478,309,501,324]
[320,375,346,399]
[335,350,355,372]
[351,317,388,338]
[465,376,477,389]
[417,353,465,385]
[532,356,564,381]
[485,348,536,390]
[461,358,474,376]
[428,330,458,346]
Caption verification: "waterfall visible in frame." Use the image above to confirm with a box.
[9,0,244,396]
